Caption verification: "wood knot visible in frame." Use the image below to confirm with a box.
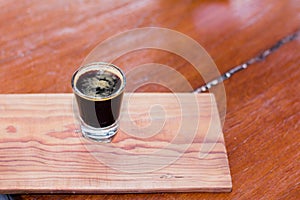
[6,125,17,133]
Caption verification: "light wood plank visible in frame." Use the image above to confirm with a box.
[0,93,231,193]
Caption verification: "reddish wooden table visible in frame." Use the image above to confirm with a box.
[0,0,299,199]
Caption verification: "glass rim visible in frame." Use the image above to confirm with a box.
[71,62,126,101]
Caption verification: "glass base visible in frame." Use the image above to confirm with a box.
[80,121,119,143]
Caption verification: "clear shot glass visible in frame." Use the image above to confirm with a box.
[71,62,126,142]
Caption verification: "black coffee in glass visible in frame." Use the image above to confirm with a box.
[71,62,126,142]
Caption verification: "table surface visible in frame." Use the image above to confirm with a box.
[0,0,299,199]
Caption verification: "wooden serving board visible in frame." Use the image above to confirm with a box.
[0,93,231,193]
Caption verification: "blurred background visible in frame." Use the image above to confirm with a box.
[0,0,299,200]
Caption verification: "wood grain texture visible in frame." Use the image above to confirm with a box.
[220,36,300,200]
[0,0,299,93]
[0,0,299,199]
[0,93,231,193]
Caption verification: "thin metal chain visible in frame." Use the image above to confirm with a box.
[194,29,300,93]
